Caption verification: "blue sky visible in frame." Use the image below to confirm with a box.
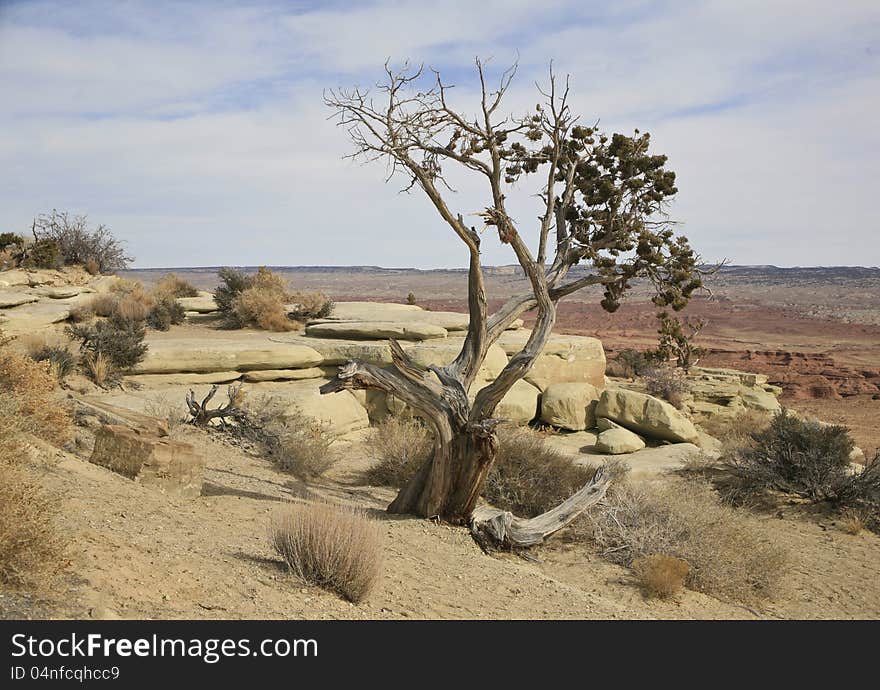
[0,0,877,268]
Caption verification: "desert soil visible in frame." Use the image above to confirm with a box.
[8,424,880,621]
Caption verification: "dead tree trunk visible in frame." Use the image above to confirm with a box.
[322,60,703,541]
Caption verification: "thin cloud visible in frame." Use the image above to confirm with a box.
[0,0,877,267]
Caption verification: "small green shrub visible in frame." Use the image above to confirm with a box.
[0,232,23,252]
[147,294,186,331]
[214,267,254,318]
[30,345,77,380]
[21,239,61,269]
[67,313,147,371]
[724,410,853,501]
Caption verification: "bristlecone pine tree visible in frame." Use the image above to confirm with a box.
[323,60,703,544]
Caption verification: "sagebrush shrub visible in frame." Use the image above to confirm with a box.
[68,312,148,372]
[289,291,333,321]
[485,426,605,518]
[21,239,61,269]
[232,286,297,331]
[213,266,253,316]
[147,294,185,331]
[0,344,69,587]
[0,405,63,587]
[0,348,72,446]
[30,345,77,380]
[609,349,650,378]
[725,410,853,501]
[232,398,337,478]
[579,479,786,602]
[153,273,199,298]
[270,502,383,603]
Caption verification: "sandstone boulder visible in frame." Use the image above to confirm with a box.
[0,291,39,308]
[242,367,324,382]
[134,337,323,374]
[276,384,370,436]
[305,320,448,341]
[492,379,541,424]
[32,286,90,299]
[0,301,71,332]
[277,336,392,366]
[595,427,646,454]
[327,301,423,320]
[126,371,242,387]
[597,388,700,444]
[90,424,205,498]
[739,387,782,413]
[496,331,605,390]
[316,302,523,332]
[176,295,219,313]
[404,338,509,380]
[539,382,601,431]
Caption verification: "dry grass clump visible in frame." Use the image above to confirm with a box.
[0,339,69,588]
[485,425,611,518]
[83,353,113,388]
[632,554,690,599]
[364,415,434,487]
[153,272,199,298]
[840,508,867,536]
[0,347,72,445]
[289,291,333,320]
[233,398,337,479]
[229,267,298,332]
[232,286,299,332]
[270,502,383,603]
[364,418,621,518]
[580,478,786,602]
[31,345,77,380]
[87,292,120,318]
[697,409,771,447]
[143,394,188,430]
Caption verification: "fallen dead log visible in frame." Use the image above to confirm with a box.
[469,467,610,550]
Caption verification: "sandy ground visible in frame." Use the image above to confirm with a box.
[9,424,880,621]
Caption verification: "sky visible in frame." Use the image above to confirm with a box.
[0,0,877,268]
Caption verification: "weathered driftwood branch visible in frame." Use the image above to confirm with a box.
[185,383,244,427]
[469,467,610,549]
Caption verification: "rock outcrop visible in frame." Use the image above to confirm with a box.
[595,426,646,454]
[596,388,700,444]
[539,382,601,431]
[497,331,605,390]
[305,320,448,341]
[134,337,323,374]
[685,366,782,420]
[89,424,205,498]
